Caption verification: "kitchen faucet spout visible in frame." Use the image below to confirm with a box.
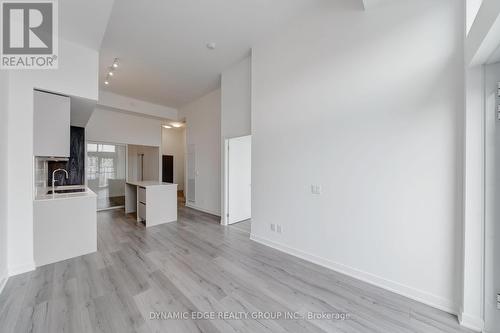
[52,168,69,192]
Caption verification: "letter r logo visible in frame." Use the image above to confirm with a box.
[2,2,53,54]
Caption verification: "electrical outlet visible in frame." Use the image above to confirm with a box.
[270,223,275,232]
[277,225,282,234]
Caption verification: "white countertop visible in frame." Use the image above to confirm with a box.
[35,185,97,201]
[126,180,177,188]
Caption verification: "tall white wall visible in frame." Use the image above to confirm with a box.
[220,56,252,223]
[462,64,485,331]
[181,89,221,215]
[251,0,463,313]
[98,91,178,120]
[86,108,162,147]
[484,62,500,333]
[466,0,483,34]
[162,127,185,190]
[221,56,252,139]
[127,145,160,182]
[7,38,99,276]
[0,72,9,291]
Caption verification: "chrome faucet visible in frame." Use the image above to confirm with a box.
[52,168,69,192]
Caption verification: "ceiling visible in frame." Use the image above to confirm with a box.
[487,39,500,64]
[59,0,115,50]
[98,0,333,108]
[488,46,500,64]
[361,0,394,10]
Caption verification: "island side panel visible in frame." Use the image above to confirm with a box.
[125,183,137,214]
[145,185,177,227]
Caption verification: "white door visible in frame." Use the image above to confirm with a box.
[228,135,251,224]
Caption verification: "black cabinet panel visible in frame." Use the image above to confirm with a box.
[48,126,85,186]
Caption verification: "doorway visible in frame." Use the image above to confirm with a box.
[162,155,174,183]
[161,125,186,204]
[225,135,251,227]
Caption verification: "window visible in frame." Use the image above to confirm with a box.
[100,144,115,153]
[86,142,126,210]
[87,156,98,180]
[87,143,97,152]
[86,143,125,187]
[99,157,115,187]
[87,143,115,153]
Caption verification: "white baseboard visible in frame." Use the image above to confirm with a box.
[250,233,458,316]
[185,203,220,217]
[8,261,36,276]
[458,310,485,332]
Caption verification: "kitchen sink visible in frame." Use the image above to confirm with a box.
[47,188,86,194]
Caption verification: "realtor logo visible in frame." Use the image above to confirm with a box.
[1,0,58,69]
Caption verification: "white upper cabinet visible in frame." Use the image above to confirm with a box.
[33,90,70,157]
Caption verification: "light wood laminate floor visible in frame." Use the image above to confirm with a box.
[0,205,475,333]
[229,219,251,234]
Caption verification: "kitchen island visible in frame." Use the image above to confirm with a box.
[125,181,178,227]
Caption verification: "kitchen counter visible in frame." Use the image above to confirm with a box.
[126,180,176,187]
[34,185,97,201]
[125,180,177,227]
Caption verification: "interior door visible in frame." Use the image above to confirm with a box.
[228,135,251,224]
[162,155,174,183]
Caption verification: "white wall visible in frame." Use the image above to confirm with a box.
[461,64,485,331]
[221,56,252,139]
[7,38,99,276]
[466,0,500,66]
[484,62,500,333]
[466,0,483,34]
[251,0,463,313]
[0,71,9,291]
[162,127,185,190]
[98,91,178,120]
[181,89,221,215]
[86,108,162,147]
[127,145,160,182]
[220,56,252,223]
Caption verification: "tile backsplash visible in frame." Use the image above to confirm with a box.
[34,157,48,196]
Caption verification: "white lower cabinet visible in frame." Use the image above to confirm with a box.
[34,193,97,267]
[138,186,147,204]
[138,202,147,220]
[126,181,177,227]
